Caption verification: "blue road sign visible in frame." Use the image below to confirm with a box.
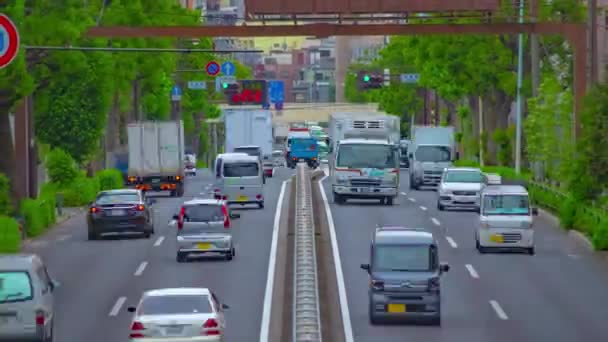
[400,73,420,83]
[221,61,235,76]
[268,80,284,103]
[171,85,182,101]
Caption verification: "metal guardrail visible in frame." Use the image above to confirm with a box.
[293,163,322,342]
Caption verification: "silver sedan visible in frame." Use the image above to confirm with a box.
[127,288,229,341]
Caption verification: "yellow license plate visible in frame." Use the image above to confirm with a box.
[237,195,248,202]
[490,234,504,243]
[197,243,212,250]
[387,304,406,313]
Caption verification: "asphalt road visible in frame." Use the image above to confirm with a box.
[23,168,292,342]
[321,168,608,342]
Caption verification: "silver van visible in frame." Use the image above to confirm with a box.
[476,185,538,255]
[220,155,265,209]
[173,198,240,262]
[213,153,249,199]
[0,254,59,342]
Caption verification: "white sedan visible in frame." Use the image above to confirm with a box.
[127,288,229,341]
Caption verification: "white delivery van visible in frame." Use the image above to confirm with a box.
[219,155,264,209]
[476,185,539,255]
[213,153,248,199]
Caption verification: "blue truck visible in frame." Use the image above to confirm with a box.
[287,137,319,169]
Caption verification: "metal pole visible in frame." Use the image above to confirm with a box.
[23,45,263,53]
[479,96,484,167]
[514,0,525,174]
[589,0,598,85]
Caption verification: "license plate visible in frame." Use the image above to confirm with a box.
[151,178,161,184]
[237,195,248,202]
[490,234,504,243]
[197,243,212,250]
[455,196,473,203]
[165,326,183,335]
[360,188,371,193]
[110,209,126,216]
[387,303,406,313]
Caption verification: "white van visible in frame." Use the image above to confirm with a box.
[476,185,538,255]
[213,153,248,199]
[219,155,265,209]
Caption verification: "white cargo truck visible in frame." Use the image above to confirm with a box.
[329,113,401,205]
[127,120,185,197]
[408,125,457,190]
[223,107,274,176]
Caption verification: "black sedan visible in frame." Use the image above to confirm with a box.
[87,189,155,240]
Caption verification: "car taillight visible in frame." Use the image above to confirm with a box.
[371,279,384,291]
[256,194,262,200]
[221,205,230,228]
[129,321,145,338]
[177,206,185,230]
[90,207,100,214]
[176,176,182,181]
[35,310,45,326]
[201,318,220,335]
[428,277,440,290]
[136,205,145,211]
[222,195,228,200]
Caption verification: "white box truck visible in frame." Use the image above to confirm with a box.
[223,107,274,176]
[127,120,185,197]
[408,125,457,189]
[329,113,401,205]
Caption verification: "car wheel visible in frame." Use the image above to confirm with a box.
[44,318,54,342]
[226,248,234,261]
[437,202,444,211]
[143,232,151,239]
[259,201,264,209]
[368,304,380,325]
[430,316,441,326]
[527,247,535,255]
[176,252,187,263]
[386,197,394,205]
[170,190,177,197]
[87,230,97,241]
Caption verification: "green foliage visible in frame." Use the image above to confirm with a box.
[45,148,79,185]
[0,173,12,215]
[62,176,99,207]
[20,198,52,237]
[0,216,21,253]
[491,125,515,167]
[96,169,124,191]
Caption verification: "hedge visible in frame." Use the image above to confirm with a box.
[0,216,21,253]
[96,168,124,191]
[454,160,608,250]
[0,173,11,215]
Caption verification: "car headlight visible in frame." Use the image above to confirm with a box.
[439,187,451,195]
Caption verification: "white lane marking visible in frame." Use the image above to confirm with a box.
[401,192,408,196]
[153,236,165,247]
[259,180,288,342]
[28,240,48,247]
[431,217,441,226]
[419,206,427,211]
[318,175,355,342]
[465,264,479,279]
[446,236,458,248]
[56,235,71,242]
[489,300,509,320]
[109,297,127,316]
[568,254,580,259]
[134,262,148,276]
[408,197,416,202]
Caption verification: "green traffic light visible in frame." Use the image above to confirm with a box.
[222,82,228,89]
[363,75,370,82]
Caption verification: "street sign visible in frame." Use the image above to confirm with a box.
[229,80,267,105]
[0,14,20,69]
[205,61,220,76]
[219,76,236,84]
[221,61,235,76]
[268,80,284,104]
[383,68,390,86]
[187,81,207,90]
[171,85,182,101]
[400,73,420,83]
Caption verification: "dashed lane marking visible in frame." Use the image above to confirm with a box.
[446,236,458,248]
[465,264,479,279]
[401,192,408,196]
[431,218,441,226]
[408,197,416,202]
[153,236,165,247]
[419,206,427,211]
[134,261,148,276]
[109,297,127,316]
[489,300,509,320]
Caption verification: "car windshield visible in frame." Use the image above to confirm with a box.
[0,271,33,303]
[233,147,260,157]
[337,144,396,169]
[483,194,530,215]
[373,245,432,272]
[444,171,483,183]
[415,145,451,162]
[223,162,259,177]
[184,204,224,222]
[96,193,139,204]
[140,294,212,315]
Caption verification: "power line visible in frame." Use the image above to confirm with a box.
[23,45,263,53]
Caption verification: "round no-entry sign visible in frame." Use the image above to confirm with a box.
[0,14,19,69]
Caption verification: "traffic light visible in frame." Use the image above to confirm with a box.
[358,70,384,89]
[223,82,240,104]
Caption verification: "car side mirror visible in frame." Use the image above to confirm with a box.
[360,263,370,272]
[440,262,450,273]
[230,213,240,219]
[50,279,60,290]
[532,207,539,216]
[127,307,136,313]
[221,303,230,310]
[172,214,179,220]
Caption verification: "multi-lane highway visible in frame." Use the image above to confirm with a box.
[320,170,608,342]
[22,168,291,342]
[19,165,608,341]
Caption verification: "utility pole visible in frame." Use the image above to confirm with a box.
[530,0,543,180]
[514,0,525,174]
[588,0,598,85]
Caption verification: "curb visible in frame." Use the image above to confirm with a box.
[538,208,594,251]
[54,207,86,226]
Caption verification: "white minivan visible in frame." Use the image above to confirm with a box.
[218,154,265,209]
[476,185,538,255]
[213,153,249,199]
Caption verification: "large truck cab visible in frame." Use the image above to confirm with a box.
[409,126,457,190]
